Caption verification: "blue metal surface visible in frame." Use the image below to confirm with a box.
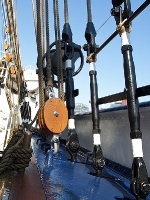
[32,135,150,200]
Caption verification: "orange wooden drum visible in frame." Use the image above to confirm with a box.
[38,98,68,135]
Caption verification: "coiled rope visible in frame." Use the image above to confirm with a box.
[0,129,32,175]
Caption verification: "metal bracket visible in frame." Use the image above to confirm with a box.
[130,157,150,199]
[92,145,105,177]
[66,129,80,161]
[111,0,132,27]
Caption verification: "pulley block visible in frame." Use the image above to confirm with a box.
[9,65,17,75]
[6,53,13,62]
[4,42,10,51]
[38,98,68,135]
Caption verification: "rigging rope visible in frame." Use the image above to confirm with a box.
[53,0,64,101]
[86,0,112,33]
[1,0,9,47]
[87,0,92,22]
[45,0,53,89]
[0,1,4,52]
[64,0,69,23]
[0,0,33,175]
[41,0,45,57]
[97,15,112,33]
[36,0,45,108]
[5,0,22,71]
[31,0,37,36]
[1,0,7,27]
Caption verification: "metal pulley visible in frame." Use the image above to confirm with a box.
[38,98,68,135]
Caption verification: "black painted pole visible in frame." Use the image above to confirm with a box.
[83,0,105,177]
[111,1,150,198]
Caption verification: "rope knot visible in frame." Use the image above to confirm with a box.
[86,53,97,63]
[117,19,131,35]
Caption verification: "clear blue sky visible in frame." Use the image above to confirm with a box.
[1,0,150,108]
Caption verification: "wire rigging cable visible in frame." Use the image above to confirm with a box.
[86,0,111,33]
[97,15,112,33]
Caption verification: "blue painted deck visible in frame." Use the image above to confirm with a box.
[32,135,150,200]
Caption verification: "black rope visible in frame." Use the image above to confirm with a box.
[64,0,69,23]
[87,0,92,22]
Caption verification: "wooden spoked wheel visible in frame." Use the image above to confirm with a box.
[38,98,68,134]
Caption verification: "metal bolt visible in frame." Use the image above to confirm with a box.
[54,111,59,117]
